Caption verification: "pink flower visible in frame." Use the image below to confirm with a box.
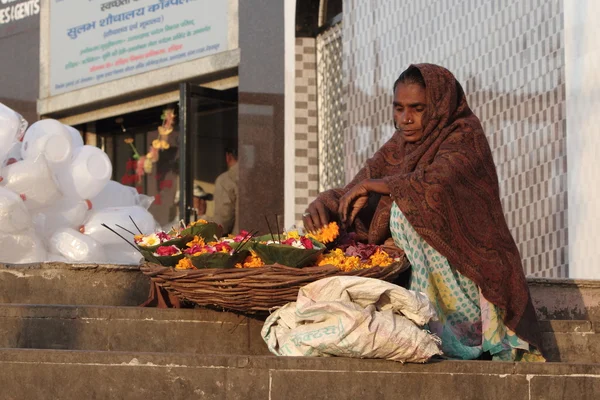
[156,231,172,242]
[184,245,203,255]
[233,230,250,242]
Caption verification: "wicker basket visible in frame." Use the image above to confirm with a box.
[139,257,410,313]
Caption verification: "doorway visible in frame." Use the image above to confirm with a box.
[179,83,238,225]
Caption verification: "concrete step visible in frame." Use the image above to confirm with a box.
[0,304,268,356]
[0,262,149,306]
[2,262,599,322]
[0,304,596,363]
[540,320,600,363]
[529,278,600,321]
[0,349,598,399]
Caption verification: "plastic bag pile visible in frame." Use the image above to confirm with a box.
[262,276,443,363]
[0,102,158,265]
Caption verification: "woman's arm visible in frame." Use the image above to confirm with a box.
[337,178,392,228]
[363,179,391,195]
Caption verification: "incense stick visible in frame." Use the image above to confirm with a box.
[101,224,142,254]
[275,214,281,243]
[115,224,136,236]
[264,215,275,242]
[234,230,258,254]
[232,230,253,255]
[129,215,143,234]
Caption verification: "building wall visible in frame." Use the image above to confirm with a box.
[293,37,319,227]
[0,1,40,124]
[342,0,567,277]
[564,1,600,279]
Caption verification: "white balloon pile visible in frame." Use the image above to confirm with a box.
[0,102,158,265]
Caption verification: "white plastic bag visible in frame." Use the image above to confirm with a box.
[262,276,442,363]
[2,142,22,167]
[0,229,47,263]
[0,157,62,210]
[81,205,156,245]
[21,119,73,166]
[56,145,112,200]
[104,243,143,265]
[64,125,84,148]
[32,198,92,238]
[90,180,139,210]
[49,228,106,263]
[0,186,31,233]
[0,103,27,164]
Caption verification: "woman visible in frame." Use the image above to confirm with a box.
[303,64,544,361]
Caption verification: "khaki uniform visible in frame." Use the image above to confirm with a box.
[211,163,239,235]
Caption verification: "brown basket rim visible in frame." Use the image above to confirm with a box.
[139,256,410,313]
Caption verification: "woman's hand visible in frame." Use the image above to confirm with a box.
[338,182,370,228]
[303,199,330,232]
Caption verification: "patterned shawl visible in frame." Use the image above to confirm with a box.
[317,63,542,350]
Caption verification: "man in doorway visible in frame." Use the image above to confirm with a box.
[212,147,239,235]
[191,184,213,222]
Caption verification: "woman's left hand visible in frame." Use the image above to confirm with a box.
[338,181,370,228]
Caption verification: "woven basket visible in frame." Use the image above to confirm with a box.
[139,257,410,313]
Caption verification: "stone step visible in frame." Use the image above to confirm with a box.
[0,349,598,399]
[0,304,596,363]
[0,262,149,306]
[2,262,599,319]
[529,278,600,321]
[0,304,268,356]
[540,320,600,363]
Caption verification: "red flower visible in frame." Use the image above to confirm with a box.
[214,242,233,253]
[300,237,314,250]
[281,238,296,246]
[155,245,180,256]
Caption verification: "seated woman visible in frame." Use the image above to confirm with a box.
[303,64,544,361]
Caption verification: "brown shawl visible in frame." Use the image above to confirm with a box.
[318,63,542,351]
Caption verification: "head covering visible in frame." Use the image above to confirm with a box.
[193,184,213,201]
[318,63,542,351]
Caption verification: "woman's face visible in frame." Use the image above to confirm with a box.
[393,82,427,143]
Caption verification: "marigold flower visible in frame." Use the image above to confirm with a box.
[124,138,134,144]
[175,258,195,270]
[316,248,364,271]
[235,250,265,268]
[307,221,339,244]
[368,249,393,267]
[186,236,205,248]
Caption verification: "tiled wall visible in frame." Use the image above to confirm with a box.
[341,0,567,277]
[294,38,319,226]
[317,23,345,192]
